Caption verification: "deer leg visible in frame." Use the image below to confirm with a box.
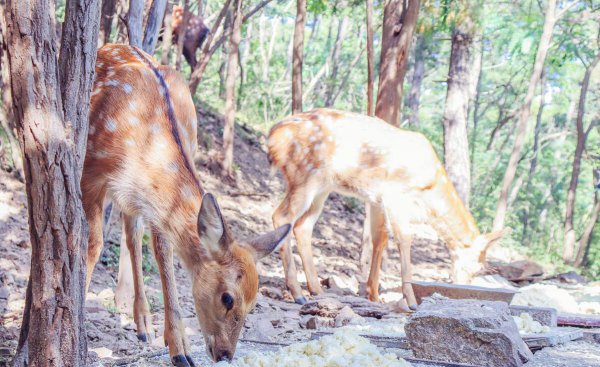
[84,190,106,294]
[123,215,153,342]
[366,204,389,302]
[273,189,314,304]
[115,210,135,313]
[388,213,417,310]
[151,229,193,366]
[293,192,328,296]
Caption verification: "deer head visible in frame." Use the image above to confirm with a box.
[192,194,290,362]
[451,228,512,283]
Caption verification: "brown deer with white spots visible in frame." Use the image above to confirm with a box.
[84,44,290,365]
[268,108,509,309]
[171,5,210,69]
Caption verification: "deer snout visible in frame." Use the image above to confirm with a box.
[216,349,233,362]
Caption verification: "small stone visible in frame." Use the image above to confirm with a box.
[334,306,364,327]
[300,298,344,318]
[0,286,10,300]
[301,316,334,330]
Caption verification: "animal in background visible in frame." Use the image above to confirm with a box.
[171,5,209,69]
[84,44,290,365]
[268,108,508,309]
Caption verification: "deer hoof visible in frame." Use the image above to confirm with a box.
[137,333,148,343]
[294,296,308,305]
[408,303,418,311]
[172,355,191,367]
[185,355,196,367]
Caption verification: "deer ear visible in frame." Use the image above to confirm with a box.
[246,224,291,261]
[481,227,512,254]
[197,193,232,259]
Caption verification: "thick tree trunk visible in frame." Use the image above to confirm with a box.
[442,21,474,208]
[291,0,306,114]
[563,52,600,263]
[221,0,242,177]
[5,0,100,366]
[142,0,167,54]
[407,34,426,127]
[492,0,557,231]
[574,167,600,267]
[366,0,374,115]
[175,0,190,70]
[324,17,348,107]
[127,0,144,47]
[100,0,117,45]
[374,0,420,126]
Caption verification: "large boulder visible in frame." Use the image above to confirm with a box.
[405,298,533,367]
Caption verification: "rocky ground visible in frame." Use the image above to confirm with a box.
[1,106,599,366]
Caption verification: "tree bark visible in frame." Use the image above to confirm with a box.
[291,0,306,114]
[374,0,420,126]
[492,0,557,231]
[324,16,348,107]
[366,0,374,116]
[175,0,190,70]
[574,166,600,267]
[442,20,474,208]
[5,0,100,365]
[563,52,600,263]
[100,0,117,45]
[160,1,174,65]
[221,0,242,177]
[142,0,167,54]
[408,33,426,126]
[127,0,144,47]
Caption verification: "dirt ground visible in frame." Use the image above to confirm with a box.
[1,106,598,366]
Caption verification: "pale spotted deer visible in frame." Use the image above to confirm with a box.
[83,44,290,365]
[268,108,508,309]
[171,5,209,69]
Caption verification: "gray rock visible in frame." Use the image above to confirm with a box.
[299,298,344,318]
[334,306,364,327]
[0,286,10,300]
[405,298,533,367]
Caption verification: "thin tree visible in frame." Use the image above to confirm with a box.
[374,0,420,126]
[492,0,575,231]
[324,16,348,107]
[5,0,100,365]
[160,1,175,65]
[175,0,191,70]
[442,11,476,208]
[563,51,600,262]
[100,0,118,45]
[407,33,427,126]
[221,0,243,177]
[366,0,374,115]
[574,163,600,267]
[291,0,306,114]
[142,0,168,54]
[127,0,144,47]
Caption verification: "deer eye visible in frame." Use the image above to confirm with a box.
[221,292,234,311]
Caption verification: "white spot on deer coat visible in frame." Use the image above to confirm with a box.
[166,161,178,173]
[128,116,140,126]
[150,123,161,134]
[122,83,133,93]
[105,80,119,87]
[129,101,138,111]
[105,119,117,132]
[181,185,193,199]
[95,150,109,158]
[125,138,135,146]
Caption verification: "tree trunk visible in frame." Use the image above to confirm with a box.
[160,1,174,65]
[221,0,242,177]
[127,0,144,47]
[5,0,100,365]
[291,0,306,114]
[100,0,117,45]
[374,0,420,126]
[563,52,600,263]
[408,34,426,126]
[492,0,557,231]
[142,0,167,54]
[442,20,474,208]
[324,16,348,107]
[219,10,233,100]
[521,70,546,240]
[175,0,190,70]
[574,166,600,267]
[366,0,374,115]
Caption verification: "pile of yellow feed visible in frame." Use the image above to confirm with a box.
[216,330,411,367]
[512,313,550,335]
